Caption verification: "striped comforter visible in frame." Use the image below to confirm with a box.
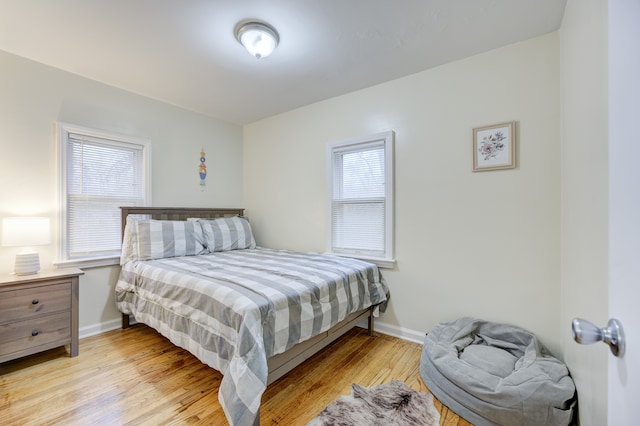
[115,248,389,426]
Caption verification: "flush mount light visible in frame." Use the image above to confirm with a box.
[235,21,279,59]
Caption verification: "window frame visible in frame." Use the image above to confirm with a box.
[326,130,395,268]
[55,122,151,268]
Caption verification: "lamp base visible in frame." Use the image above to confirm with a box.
[14,252,41,275]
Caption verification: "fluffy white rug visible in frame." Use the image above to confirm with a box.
[307,380,440,426]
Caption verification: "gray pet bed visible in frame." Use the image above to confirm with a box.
[420,317,576,426]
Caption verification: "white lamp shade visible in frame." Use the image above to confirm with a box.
[2,217,51,247]
[2,217,51,275]
[236,22,279,59]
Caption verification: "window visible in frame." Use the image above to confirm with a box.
[56,123,151,268]
[327,131,394,268]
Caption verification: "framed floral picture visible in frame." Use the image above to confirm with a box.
[473,121,516,171]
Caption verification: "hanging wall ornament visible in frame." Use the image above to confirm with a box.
[199,148,207,190]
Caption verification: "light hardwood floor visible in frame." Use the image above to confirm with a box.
[0,325,472,426]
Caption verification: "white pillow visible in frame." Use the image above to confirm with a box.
[120,216,140,265]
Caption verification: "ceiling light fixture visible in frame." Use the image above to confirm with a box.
[235,21,279,59]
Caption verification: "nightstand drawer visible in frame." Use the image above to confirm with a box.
[0,268,82,362]
[0,281,71,323]
[0,311,71,358]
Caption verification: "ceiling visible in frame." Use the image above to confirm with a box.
[0,0,567,125]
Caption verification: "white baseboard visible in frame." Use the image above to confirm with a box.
[375,321,426,344]
[79,318,122,339]
[82,318,424,346]
[357,319,426,344]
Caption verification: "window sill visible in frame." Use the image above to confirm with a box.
[53,255,120,270]
[330,253,396,269]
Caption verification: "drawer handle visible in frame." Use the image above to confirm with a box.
[31,330,39,337]
[32,299,39,305]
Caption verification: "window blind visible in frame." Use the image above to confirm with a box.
[331,143,386,257]
[65,134,145,259]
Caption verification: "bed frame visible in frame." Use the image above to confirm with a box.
[119,206,375,388]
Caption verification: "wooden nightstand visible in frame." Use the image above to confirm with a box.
[0,268,83,363]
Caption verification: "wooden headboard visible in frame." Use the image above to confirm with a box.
[120,206,245,238]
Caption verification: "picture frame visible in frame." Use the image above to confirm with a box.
[473,121,516,172]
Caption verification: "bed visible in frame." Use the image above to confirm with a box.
[115,207,390,426]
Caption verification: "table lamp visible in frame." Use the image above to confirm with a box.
[1,217,51,275]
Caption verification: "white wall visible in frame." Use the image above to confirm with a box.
[0,50,244,333]
[559,1,609,424]
[244,34,563,353]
